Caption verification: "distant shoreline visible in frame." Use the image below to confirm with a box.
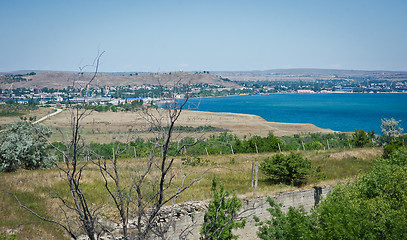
[188,91,407,100]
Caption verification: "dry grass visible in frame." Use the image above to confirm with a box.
[0,147,381,239]
[0,107,53,127]
[42,108,335,143]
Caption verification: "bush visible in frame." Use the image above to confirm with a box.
[201,178,245,240]
[260,153,311,186]
[350,129,374,148]
[256,198,314,240]
[0,121,53,172]
[383,140,405,158]
[257,148,407,240]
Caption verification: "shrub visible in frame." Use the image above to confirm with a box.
[181,156,208,166]
[260,153,311,186]
[383,140,405,158]
[0,121,53,172]
[257,148,407,240]
[201,178,245,240]
[256,198,314,240]
[350,129,374,148]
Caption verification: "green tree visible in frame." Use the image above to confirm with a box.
[260,153,311,186]
[380,117,403,143]
[350,129,373,148]
[0,121,53,172]
[201,178,246,240]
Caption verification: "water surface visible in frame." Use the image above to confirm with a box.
[184,93,407,133]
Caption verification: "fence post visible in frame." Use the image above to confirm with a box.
[255,162,259,189]
[255,142,259,154]
[251,162,255,188]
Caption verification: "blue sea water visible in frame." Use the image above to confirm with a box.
[184,93,407,133]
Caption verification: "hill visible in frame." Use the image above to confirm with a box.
[212,68,407,82]
[0,71,239,89]
[2,68,407,89]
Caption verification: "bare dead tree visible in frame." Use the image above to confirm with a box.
[49,52,107,240]
[11,59,218,240]
[92,79,217,240]
[9,52,106,240]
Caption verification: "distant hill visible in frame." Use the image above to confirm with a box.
[0,71,239,89]
[2,68,407,89]
[212,68,407,82]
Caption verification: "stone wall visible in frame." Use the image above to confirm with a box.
[165,186,333,240]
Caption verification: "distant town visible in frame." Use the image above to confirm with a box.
[1,70,407,107]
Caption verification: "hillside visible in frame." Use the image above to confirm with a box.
[212,68,407,82]
[3,68,407,89]
[0,71,239,89]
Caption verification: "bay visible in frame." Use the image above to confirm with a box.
[184,93,407,133]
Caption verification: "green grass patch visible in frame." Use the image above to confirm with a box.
[0,188,67,239]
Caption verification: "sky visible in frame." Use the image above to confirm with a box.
[1,0,407,72]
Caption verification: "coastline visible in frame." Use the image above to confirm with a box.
[177,109,336,137]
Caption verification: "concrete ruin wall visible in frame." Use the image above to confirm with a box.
[165,186,333,240]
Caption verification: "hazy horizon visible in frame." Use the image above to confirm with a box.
[1,0,407,72]
[3,67,407,75]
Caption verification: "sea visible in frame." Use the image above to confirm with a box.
[183,93,407,133]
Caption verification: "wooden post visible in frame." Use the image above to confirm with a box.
[230,144,234,155]
[255,162,259,189]
[326,139,330,150]
[302,141,305,151]
[251,162,255,188]
[277,143,281,152]
[255,142,259,154]
[205,147,209,156]
[134,147,137,158]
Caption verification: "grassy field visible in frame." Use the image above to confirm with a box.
[0,147,381,239]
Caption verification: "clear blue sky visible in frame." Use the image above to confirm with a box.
[1,0,407,72]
